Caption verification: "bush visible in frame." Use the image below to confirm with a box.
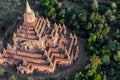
[0,68,7,76]
[10,75,18,80]
[108,68,115,76]
[101,55,110,65]
[28,77,34,80]
[46,77,55,80]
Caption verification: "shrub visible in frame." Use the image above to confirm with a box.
[0,68,7,76]
[10,75,18,80]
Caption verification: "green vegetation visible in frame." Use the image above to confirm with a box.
[39,0,120,80]
[0,68,7,76]
[0,0,120,80]
[28,77,34,80]
[9,75,18,80]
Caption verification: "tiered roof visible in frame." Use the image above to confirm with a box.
[0,0,79,74]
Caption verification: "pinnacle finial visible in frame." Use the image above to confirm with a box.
[26,0,31,13]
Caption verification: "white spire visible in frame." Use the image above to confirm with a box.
[26,0,31,13]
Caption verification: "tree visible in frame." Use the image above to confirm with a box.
[105,9,112,16]
[47,7,56,20]
[100,24,110,38]
[0,68,7,76]
[108,68,115,76]
[46,77,55,80]
[111,2,117,9]
[92,0,99,12]
[86,22,92,30]
[100,46,111,55]
[114,29,120,39]
[77,12,87,23]
[10,75,18,80]
[101,55,110,65]
[16,0,20,6]
[88,33,97,42]
[114,51,120,61]
[57,2,62,8]
[106,40,116,51]
[74,71,88,80]
[86,55,102,76]
[94,73,102,80]
[65,76,71,80]
[86,41,97,53]
[28,77,34,80]
[116,62,120,69]
[59,18,65,24]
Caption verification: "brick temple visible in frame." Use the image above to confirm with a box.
[0,0,79,74]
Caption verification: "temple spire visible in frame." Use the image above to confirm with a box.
[24,0,35,23]
[26,0,32,13]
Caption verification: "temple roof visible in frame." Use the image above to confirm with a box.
[26,0,32,13]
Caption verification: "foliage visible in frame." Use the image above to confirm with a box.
[91,0,99,12]
[65,76,71,80]
[108,68,115,76]
[15,0,20,6]
[74,71,88,80]
[0,68,7,76]
[114,51,120,61]
[46,77,55,80]
[106,40,116,51]
[93,73,102,80]
[10,75,18,80]
[114,29,120,39]
[86,55,102,76]
[88,33,97,42]
[28,77,34,80]
[111,2,117,9]
[101,55,110,65]
[99,46,111,55]
[86,41,97,54]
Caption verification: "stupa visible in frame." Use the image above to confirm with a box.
[0,0,79,74]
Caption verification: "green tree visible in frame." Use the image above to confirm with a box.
[74,71,88,80]
[46,77,55,80]
[47,7,56,20]
[88,33,97,42]
[105,9,112,16]
[100,46,111,55]
[86,55,102,76]
[0,68,7,76]
[108,68,115,76]
[28,77,34,80]
[92,0,99,12]
[10,75,18,80]
[65,76,71,80]
[101,55,110,65]
[86,41,97,53]
[114,51,120,61]
[86,22,92,30]
[57,2,62,8]
[94,73,102,80]
[111,2,117,9]
[106,40,116,51]
[114,29,120,39]
[16,0,20,6]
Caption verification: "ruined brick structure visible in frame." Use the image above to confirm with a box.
[0,0,79,74]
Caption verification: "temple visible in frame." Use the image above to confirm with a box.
[0,0,79,74]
